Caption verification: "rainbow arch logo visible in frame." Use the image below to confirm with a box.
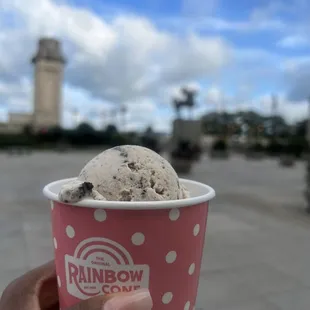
[64,237,149,299]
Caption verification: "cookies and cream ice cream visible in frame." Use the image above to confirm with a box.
[59,145,189,203]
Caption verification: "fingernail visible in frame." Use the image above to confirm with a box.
[103,288,153,310]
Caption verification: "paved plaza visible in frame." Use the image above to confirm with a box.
[0,151,309,309]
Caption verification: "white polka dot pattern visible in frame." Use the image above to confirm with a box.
[66,225,75,238]
[162,292,173,304]
[131,232,145,245]
[184,301,191,310]
[94,209,107,222]
[188,263,195,275]
[193,224,200,236]
[53,237,57,249]
[165,251,177,263]
[57,276,61,288]
[169,208,180,221]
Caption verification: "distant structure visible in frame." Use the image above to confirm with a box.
[0,38,66,133]
[31,38,66,129]
[171,119,202,148]
[173,86,197,118]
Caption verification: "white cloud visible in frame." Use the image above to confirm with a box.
[164,2,287,34]
[0,108,8,122]
[279,100,308,123]
[186,82,201,92]
[181,0,218,19]
[255,93,308,124]
[203,87,309,125]
[3,0,117,58]
[0,0,230,104]
[204,86,247,114]
[215,18,285,32]
[125,99,173,133]
[171,16,286,34]
[182,0,309,34]
[171,88,186,102]
[1,0,307,132]
[0,0,232,131]
[205,86,223,105]
[277,35,309,48]
[0,78,31,100]
[281,56,310,72]
[250,1,285,22]
[234,48,279,64]
[281,56,310,101]
[0,78,32,113]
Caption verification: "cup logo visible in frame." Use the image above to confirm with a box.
[65,237,150,299]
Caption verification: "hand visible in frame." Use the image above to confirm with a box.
[0,261,153,310]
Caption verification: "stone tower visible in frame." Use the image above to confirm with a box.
[31,38,66,129]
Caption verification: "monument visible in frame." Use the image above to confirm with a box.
[170,85,202,173]
[31,38,66,129]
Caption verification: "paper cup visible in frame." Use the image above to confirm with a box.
[43,178,215,310]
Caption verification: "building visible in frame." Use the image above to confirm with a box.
[0,38,66,133]
[31,38,66,129]
[171,119,202,148]
[0,113,33,134]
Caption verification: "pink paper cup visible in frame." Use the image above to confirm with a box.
[43,178,215,310]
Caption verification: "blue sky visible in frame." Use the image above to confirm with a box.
[0,0,310,131]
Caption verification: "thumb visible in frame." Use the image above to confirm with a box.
[67,289,153,310]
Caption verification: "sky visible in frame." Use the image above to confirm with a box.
[0,0,310,132]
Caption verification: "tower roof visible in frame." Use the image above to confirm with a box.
[31,38,66,64]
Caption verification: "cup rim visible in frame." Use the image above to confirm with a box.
[43,177,215,210]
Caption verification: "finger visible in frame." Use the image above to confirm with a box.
[38,275,59,310]
[25,261,58,309]
[9,261,56,289]
[68,289,152,310]
[0,261,57,310]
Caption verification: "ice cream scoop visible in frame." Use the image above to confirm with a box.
[59,145,189,203]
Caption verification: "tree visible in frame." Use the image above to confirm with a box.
[76,122,95,134]
[144,126,154,137]
[202,112,237,136]
[23,124,33,136]
[74,123,97,145]
[105,124,118,136]
[141,126,160,152]
[295,119,307,138]
[48,125,63,142]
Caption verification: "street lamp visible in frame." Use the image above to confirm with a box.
[120,104,127,132]
[71,108,80,127]
[99,110,106,129]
